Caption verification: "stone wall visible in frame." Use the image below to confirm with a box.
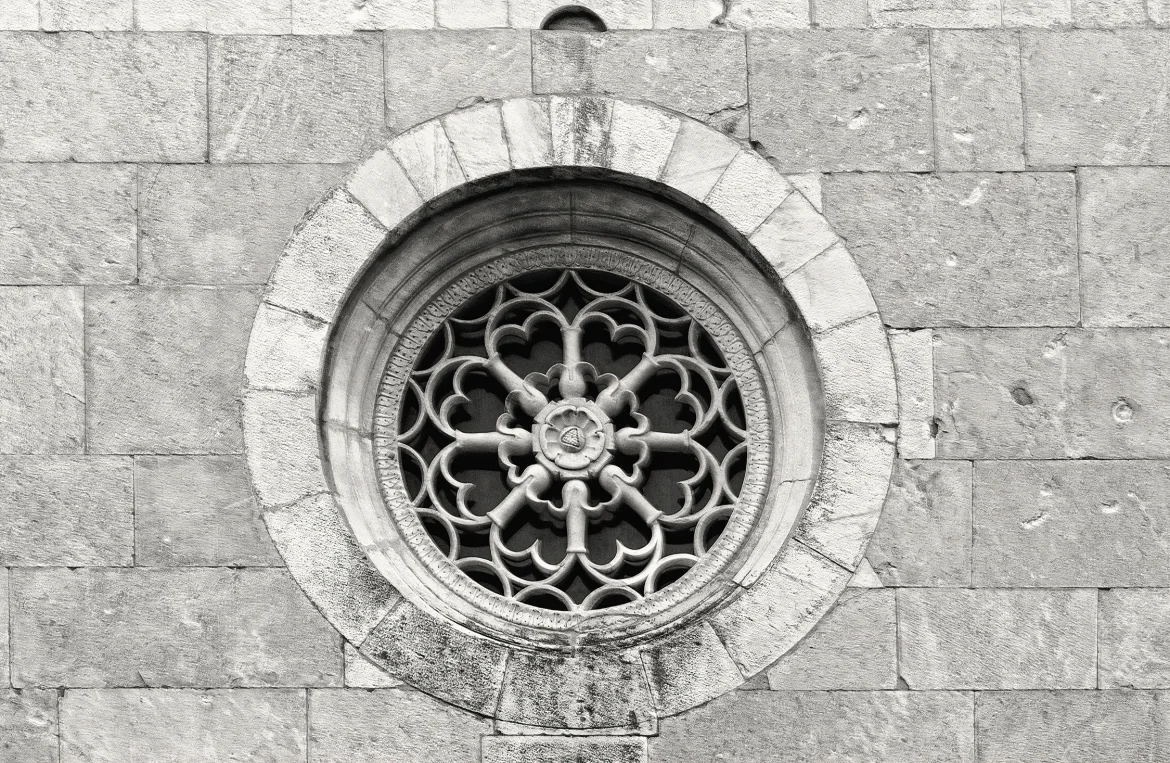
[2,1,1169,761]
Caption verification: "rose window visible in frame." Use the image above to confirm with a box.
[380,268,750,612]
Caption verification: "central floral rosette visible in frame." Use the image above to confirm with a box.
[534,400,614,478]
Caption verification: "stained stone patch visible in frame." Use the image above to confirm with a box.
[60,689,306,763]
[483,736,648,763]
[497,650,655,729]
[1099,589,1170,688]
[343,644,401,688]
[640,622,743,716]
[0,689,58,763]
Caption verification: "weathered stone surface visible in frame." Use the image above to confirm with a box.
[813,0,868,26]
[749,31,933,172]
[652,691,974,762]
[293,0,433,33]
[0,164,136,284]
[87,287,258,454]
[138,0,292,32]
[767,589,896,690]
[139,164,343,285]
[484,736,648,763]
[898,589,1096,689]
[1099,589,1170,688]
[346,149,425,230]
[750,190,840,278]
[783,243,878,332]
[935,329,1170,458]
[871,0,999,27]
[1079,167,1170,327]
[0,689,57,763]
[1023,31,1170,166]
[976,691,1168,762]
[310,688,489,761]
[0,33,206,162]
[343,644,400,688]
[0,0,37,29]
[823,173,1077,327]
[242,391,328,508]
[549,95,614,167]
[813,316,898,424]
[0,569,6,686]
[391,120,468,198]
[60,689,306,762]
[0,287,84,454]
[1003,0,1071,24]
[640,622,743,716]
[512,0,654,28]
[385,31,531,133]
[889,329,936,458]
[210,35,385,163]
[703,149,792,234]
[497,649,654,729]
[436,0,508,27]
[0,457,132,566]
[974,461,1170,587]
[932,31,1025,171]
[11,568,341,687]
[135,456,280,567]
[502,97,553,169]
[608,99,680,180]
[1074,0,1146,26]
[41,0,131,29]
[868,460,972,587]
[534,32,749,136]
[660,119,741,201]
[245,303,329,394]
[442,102,511,180]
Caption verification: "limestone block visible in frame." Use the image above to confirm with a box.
[654,0,810,27]
[867,460,972,587]
[889,329,936,459]
[390,121,469,199]
[0,689,57,762]
[934,329,1170,458]
[823,173,1078,327]
[0,457,132,566]
[783,243,878,332]
[1003,0,1072,24]
[265,189,387,323]
[749,31,933,172]
[42,0,132,29]
[137,0,292,32]
[1099,590,1170,688]
[0,287,84,454]
[786,172,823,210]
[608,100,680,181]
[0,0,37,29]
[976,691,1167,762]
[749,191,839,278]
[344,644,400,688]
[814,0,869,26]
[651,691,974,762]
[309,688,489,761]
[1079,167,1170,327]
[497,649,654,729]
[813,316,898,424]
[974,461,1170,587]
[242,391,328,508]
[639,621,743,716]
[293,0,433,33]
[550,96,614,167]
[0,33,206,162]
[135,456,280,567]
[60,689,306,763]
[533,31,749,137]
[210,35,385,163]
[796,422,895,569]
[651,0,725,27]
[1023,31,1170,165]
[870,0,999,27]
[264,494,400,645]
[502,97,554,169]
[703,150,792,234]
[346,150,426,230]
[0,164,136,284]
[11,568,341,687]
[511,0,653,28]
[436,0,508,27]
[361,603,508,715]
[1074,0,1146,25]
[86,287,258,454]
[139,164,343,285]
[483,736,647,763]
[443,103,512,181]
[767,589,897,689]
[660,119,741,201]
[245,303,329,394]
[898,588,1096,689]
[0,570,6,684]
[385,31,531,134]
[932,31,1026,171]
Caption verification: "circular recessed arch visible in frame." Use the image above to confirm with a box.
[242,95,896,729]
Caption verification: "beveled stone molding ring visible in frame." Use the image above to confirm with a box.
[241,95,897,729]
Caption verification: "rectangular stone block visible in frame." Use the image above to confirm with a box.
[932,31,1025,171]
[976,691,1168,763]
[1023,31,1170,166]
[139,164,343,285]
[651,691,974,762]
[898,589,1096,689]
[138,0,292,32]
[135,456,280,567]
[823,173,1077,327]
[0,33,206,162]
[294,0,433,33]
[0,569,6,686]
[436,0,508,27]
[0,0,37,29]
[1079,167,1170,327]
[868,460,971,587]
[1074,0,1147,26]
[210,35,385,163]
[0,287,84,454]
[870,0,999,27]
[767,589,896,690]
[0,457,133,567]
[974,461,1170,587]
[1004,0,1071,24]
[935,329,1170,458]
[0,164,136,285]
[11,568,341,687]
[86,287,258,454]
[889,329,936,458]
[42,0,132,29]
[385,31,531,134]
[61,689,305,763]
[310,688,490,762]
[483,736,647,763]
[749,31,933,172]
[814,0,869,27]
[344,644,400,688]
[1099,589,1170,688]
[0,689,57,763]
[513,0,654,27]
[534,31,749,137]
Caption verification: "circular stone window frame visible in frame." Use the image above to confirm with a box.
[242,95,897,730]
